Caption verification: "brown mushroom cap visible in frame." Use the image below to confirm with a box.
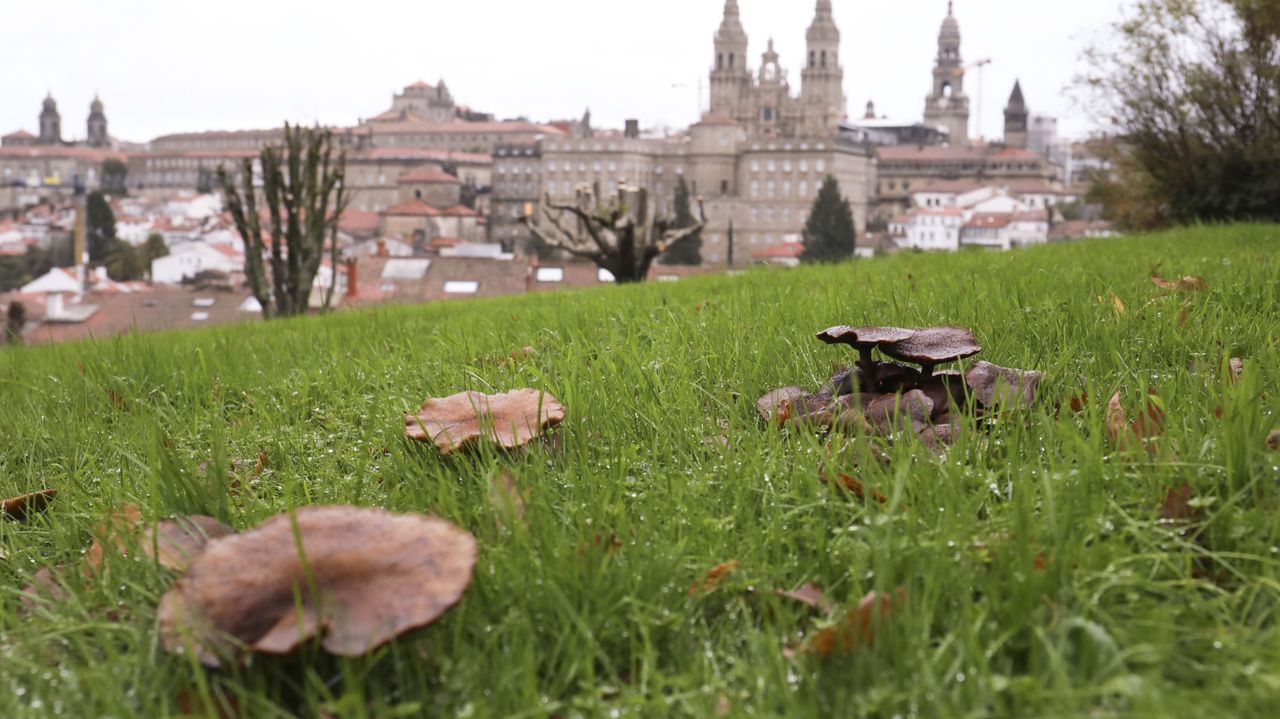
[158,506,477,667]
[142,516,236,573]
[816,326,915,350]
[879,326,981,367]
[405,389,566,454]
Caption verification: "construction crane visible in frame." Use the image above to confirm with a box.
[966,58,993,141]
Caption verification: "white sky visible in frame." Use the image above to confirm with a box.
[2,0,1129,144]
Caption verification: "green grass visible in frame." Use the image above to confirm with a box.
[2,225,1279,718]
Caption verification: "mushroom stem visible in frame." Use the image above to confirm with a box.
[920,363,935,379]
[857,348,876,393]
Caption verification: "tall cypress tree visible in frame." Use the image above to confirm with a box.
[86,191,117,264]
[800,176,855,264]
[659,177,702,265]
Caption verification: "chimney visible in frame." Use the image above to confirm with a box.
[624,119,640,139]
[345,259,359,299]
[376,239,387,257]
[46,291,65,320]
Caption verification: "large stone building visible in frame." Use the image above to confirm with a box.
[0,94,123,209]
[497,0,876,264]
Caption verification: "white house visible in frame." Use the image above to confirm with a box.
[903,208,965,251]
[151,242,243,284]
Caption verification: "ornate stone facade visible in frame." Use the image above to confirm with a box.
[709,0,845,138]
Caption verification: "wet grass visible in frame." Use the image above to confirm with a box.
[1,225,1279,718]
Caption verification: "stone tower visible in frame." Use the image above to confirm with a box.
[38,94,62,145]
[709,0,750,119]
[923,2,970,147]
[87,95,109,148]
[1003,81,1028,148]
[800,0,845,136]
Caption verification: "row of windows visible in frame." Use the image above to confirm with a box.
[749,179,812,199]
[749,158,825,174]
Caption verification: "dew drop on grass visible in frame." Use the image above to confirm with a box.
[956,672,966,683]
[1214,641,1223,650]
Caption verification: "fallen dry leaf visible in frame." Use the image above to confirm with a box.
[475,346,536,368]
[19,565,71,613]
[85,504,144,569]
[689,560,740,596]
[1160,484,1206,525]
[1151,274,1207,292]
[1068,393,1089,414]
[2,488,57,521]
[1228,357,1245,383]
[1110,293,1127,315]
[775,583,835,613]
[1105,388,1165,452]
[488,471,527,525]
[405,389,566,454]
[158,506,477,667]
[821,472,887,503]
[801,588,907,657]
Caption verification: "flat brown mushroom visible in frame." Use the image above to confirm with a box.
[2,488,57,521]
[814,323,916,368]
[879,326,982,377]
[405,389,566,454]
[158,506,477,667]
[142,516,236,572]
[964,361,1044,409]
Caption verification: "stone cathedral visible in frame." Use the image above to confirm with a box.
[708,0,847,138]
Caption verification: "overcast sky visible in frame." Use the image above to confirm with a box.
[2,0,1130,144]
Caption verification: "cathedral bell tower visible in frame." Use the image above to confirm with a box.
[923,2,970,147]
[800,0,845,136]
[39,94,62,146]
[87,96,109,148]
[1003,80,1028,148]
[709,0,751,121]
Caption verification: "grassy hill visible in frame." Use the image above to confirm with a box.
[2,225,1278,717]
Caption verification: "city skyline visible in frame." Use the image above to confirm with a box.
[2,0,1131,143]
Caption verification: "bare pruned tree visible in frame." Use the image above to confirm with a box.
[219,124,349,319]
[521,184,705,283]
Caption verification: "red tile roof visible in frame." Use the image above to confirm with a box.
[349,147,492,164]
[405,81,435,90]
[338,210,381,235]
[440,205,478,217]
[0,146,124,162]
[381,200,441,217]
[964,213,1013,229]
[696,112,738,127]
[3,129,36,139]
[365,119,566,136]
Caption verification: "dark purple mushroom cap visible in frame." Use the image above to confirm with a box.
[879,326,981,368]
[816,326,915,350]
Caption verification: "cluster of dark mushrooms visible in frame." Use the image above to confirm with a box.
[756,326,1044,450]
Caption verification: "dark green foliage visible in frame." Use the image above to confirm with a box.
[145,233,169,264]
[1081,0,1280,228]
[86,191,117,264]
[659,178,702,266]
[105,240,147,282]
[727,221,735,268]
[219,124,348,319]
[800,176,855,263]
[4,300,24,344]
[0,247,52,293]
[101,158,128,196]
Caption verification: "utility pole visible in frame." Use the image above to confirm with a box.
[967,58,992,141]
